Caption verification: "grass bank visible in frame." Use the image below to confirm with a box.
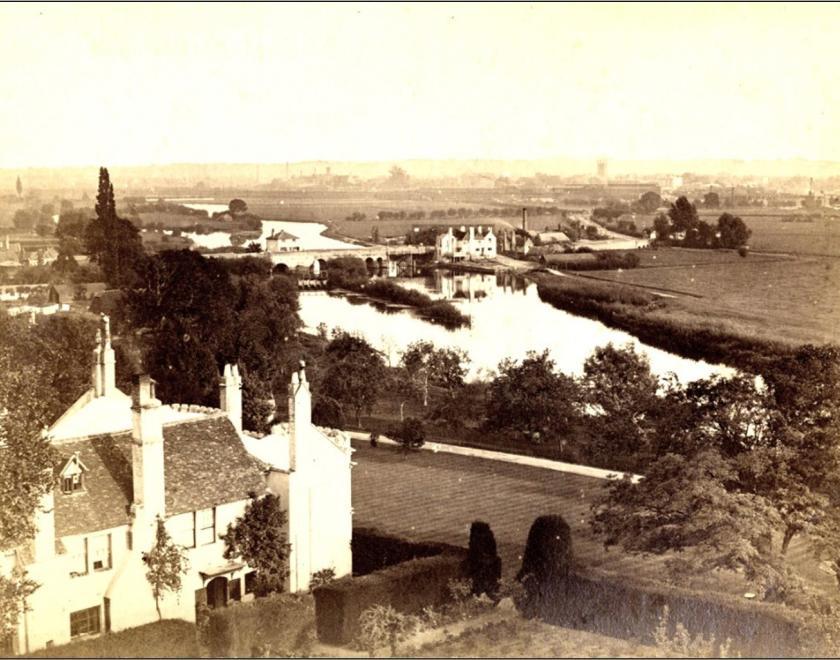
[528,270,799,374]
[25,620,198,658]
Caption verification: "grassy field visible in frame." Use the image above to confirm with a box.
[25,620,198,657]
[581,248,840,345]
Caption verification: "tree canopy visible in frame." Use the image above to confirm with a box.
[717,213,751,248]
[319,332,386,426]
[485,350,578,443]
[222,493,289,595]
[667,196,699,233]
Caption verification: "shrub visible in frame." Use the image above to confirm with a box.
[392,416,426,450]
[421,301,470,329]
[351,528,459,576]
[356,604,413,656]
[467,521,502,598]
[738,246,749,257]
[313,550,468,645]
[516,515,573,618]
[310,567,336,590]
[204,592,315,658]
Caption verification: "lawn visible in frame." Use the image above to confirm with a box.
[25,620,198,658]
[414,617,672,658]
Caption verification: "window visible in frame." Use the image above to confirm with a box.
[169,514,196,549]
[61,473,83,494]
[70,606,100,638]
[89,534,111,572]
[70,538,88,577]
[196,508,216,546]
[229,578,242,602]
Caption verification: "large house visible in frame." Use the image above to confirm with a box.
[435,225,497,261]
[3,316,353,654]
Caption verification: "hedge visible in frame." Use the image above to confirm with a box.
[313,549,468,645]
[203,592,315,658]
[352,527,460,576]
[540,569,803,657]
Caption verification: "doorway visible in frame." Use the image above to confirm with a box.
[206,576,229,610]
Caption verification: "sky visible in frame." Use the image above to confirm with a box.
[0,2,838,169]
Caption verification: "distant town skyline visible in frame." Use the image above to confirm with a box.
[1,3,838,169]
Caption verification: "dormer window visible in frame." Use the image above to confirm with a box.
[62,473,83,494]
[59,453,88,495]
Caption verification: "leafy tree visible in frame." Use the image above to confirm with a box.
[241,371,275,434]
[667,196,699,233]
[652,213,671,242]
[145,320,221,406]
[320,332,386,426]
[222,493,289,595]
[485,350,578,443]
[593,369,840,600]
[142,517,189,620]
[0,570,37,643]
[637,191,663,213]
[717,213,751,248]
[84,167,145,287]
[228,199,248,215]
[12,209,36,231]
[326,256,368,289]
[703,191,721,209]
[581,343,660,471]
[399,341,467,408]
[128,249,237,361]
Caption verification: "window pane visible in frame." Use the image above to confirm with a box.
[70,606,100,637]
[89,534,110,571]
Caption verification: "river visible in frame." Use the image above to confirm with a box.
[299,270,734,384]
[176,202,358,251]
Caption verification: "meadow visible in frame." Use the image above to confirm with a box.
[581,248,839,346]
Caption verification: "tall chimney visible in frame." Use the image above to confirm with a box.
[219,364,243,432]
[131,375,166,542]
[287,361,311,472]
[522,207,528,232]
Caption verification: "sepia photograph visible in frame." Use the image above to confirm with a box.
[2,2,840,657]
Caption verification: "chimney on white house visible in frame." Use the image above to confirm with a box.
[131,375,166,542]
[91,314,116,397]
[288,361,311,472]
[219,364,243,432]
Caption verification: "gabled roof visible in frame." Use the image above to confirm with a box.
[268,230,299,241]
[53,415,266,537]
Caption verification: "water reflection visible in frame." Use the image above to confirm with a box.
[299,271,734,384]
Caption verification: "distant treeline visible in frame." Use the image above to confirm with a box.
[346,205,568,223]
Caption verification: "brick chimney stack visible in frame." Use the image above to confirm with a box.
[522,207,528,232]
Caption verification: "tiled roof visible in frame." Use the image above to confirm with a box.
[54,415,266,537]
[269,230,298,241]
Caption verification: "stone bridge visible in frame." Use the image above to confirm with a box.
[268,244,435,276]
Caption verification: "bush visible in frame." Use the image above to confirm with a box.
[421,301,470,329]
[516,515,573,618]
[544,570,804,657]
[204,592,315,657]
[738,246,749,257]
[467,521,501,598]
[313,550,468,645]
[351,528,460,576]
[356,604,413,656]
[391,416,426,450]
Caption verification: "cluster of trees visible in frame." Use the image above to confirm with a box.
[568,342,840,603]
[0,312,100,637]
[652,196,751,249]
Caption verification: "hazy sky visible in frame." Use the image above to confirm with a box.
[1,2,838,168]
